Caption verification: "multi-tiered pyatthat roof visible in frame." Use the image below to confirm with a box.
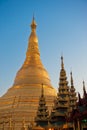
[70,72,77,110]
[68,82,87,130]
[0,17,56,130]
[35,84,49,127]
[50,56,70,127]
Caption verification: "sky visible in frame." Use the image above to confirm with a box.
[0,0,87,97]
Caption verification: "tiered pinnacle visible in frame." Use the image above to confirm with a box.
[35,84,49,126]
[58,56,70,114]
[83,81,87,98]
[23,16,40,67]
[78,82,87,105]
[70,72,77,110]
[50,56,70,125]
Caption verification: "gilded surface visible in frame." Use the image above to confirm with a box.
[13,17,51,87]
[0,18,56,130]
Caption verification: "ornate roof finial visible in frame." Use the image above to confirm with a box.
[33,13,35,20]
[70,71,74,87]
[61,56,64,69]
[83,81,86,97]
[31,15,37,31]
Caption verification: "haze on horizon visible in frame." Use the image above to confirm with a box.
[0,0,87,97]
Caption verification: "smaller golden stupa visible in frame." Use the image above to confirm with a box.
[0,17,56,130]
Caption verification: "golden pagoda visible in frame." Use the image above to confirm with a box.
[0,17,56,130]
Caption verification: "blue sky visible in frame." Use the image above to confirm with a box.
[0,0,87,96]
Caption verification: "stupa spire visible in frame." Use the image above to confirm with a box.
[13,17,52,87]
[25,16,40,64]
[31,15,37,31]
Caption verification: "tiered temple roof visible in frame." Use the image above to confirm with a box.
[35,84,49,127]
[49,56,70,126]
[70,72,77,111]
[68,82,87,130]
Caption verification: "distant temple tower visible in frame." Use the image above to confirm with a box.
[0,17,56,130]
[50,56,70,126]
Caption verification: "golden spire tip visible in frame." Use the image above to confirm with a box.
[31,15,37,30]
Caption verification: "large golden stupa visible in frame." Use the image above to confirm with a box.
[0,17,56,130]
